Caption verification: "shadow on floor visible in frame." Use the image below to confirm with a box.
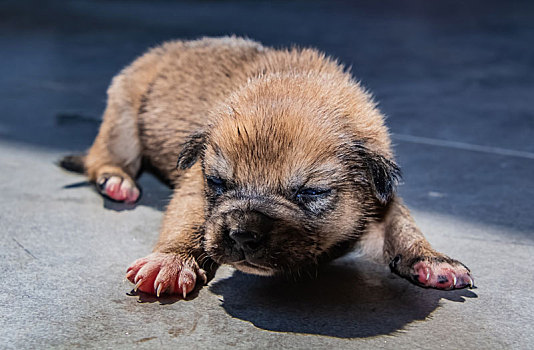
[209,260,477,338]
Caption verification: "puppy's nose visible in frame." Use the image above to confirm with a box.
[228,210,274,252]
[229,229,262,252]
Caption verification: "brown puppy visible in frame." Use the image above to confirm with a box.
[61,36,473,297]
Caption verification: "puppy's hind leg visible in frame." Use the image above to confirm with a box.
[360,197,474,290]
[83,77,143,203]
[81,47,170,203]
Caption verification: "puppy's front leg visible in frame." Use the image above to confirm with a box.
[379,198,474,290]
[126,164,218,297]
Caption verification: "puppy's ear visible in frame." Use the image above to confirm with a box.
[177,131,207,169]
[350,143,402,205]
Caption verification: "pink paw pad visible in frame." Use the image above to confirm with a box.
[413,260,474,290]
[126,253,206,298]
[98,175,140,203]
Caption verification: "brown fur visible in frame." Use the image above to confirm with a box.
[69,36,472,294]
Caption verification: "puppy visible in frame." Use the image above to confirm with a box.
[61,36,473,297]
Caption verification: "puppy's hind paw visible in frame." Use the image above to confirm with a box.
[390,255,474,290]
[126,253,207,298]
[97,174,140,203]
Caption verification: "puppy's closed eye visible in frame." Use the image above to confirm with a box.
[292,187,335,215]
[294,187,332,202]
[206,175,228,195]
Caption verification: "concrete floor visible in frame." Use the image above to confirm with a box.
[1,1,533,349]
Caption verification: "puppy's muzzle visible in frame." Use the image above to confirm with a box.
[227,210,274,254]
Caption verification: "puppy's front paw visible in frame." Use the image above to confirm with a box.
[126,253,207,297]
[390,255,474,290]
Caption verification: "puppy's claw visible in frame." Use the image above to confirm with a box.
[156,283,163,297]
[134,279,143,292]
[125,270,135,280]
[183,288,187,299]
[468,276,474,288]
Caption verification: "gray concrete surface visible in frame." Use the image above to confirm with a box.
[1,1,533,349]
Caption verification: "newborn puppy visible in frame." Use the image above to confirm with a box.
[61,36,473,297]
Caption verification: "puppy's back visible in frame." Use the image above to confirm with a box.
[107,36,390,182]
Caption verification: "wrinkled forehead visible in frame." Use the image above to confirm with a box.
[203,116,345,187]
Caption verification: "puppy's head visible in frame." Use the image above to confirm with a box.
[177,74,400,276]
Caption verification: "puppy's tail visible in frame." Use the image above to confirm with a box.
[58,154,86,174]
